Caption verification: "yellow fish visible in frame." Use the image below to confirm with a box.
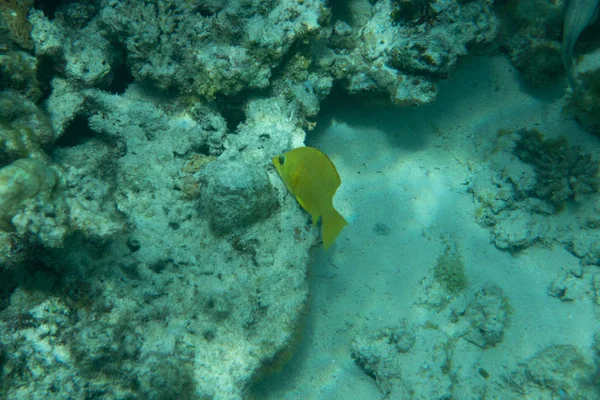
[272,146,348,250]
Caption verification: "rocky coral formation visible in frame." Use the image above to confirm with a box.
[0,0,549,398]
[197,159,276,235]
[351,256,600,399]
[522,344,597,398]
[498,0,566,86]
[321,0,498,105]
[513,129,600,206]
[1,1,331,397]
[352,282,514,398]
[351,322,421,397]
[0,158,66,245]
[0,51,41,100]
[0,92,54,165]
[566,67,600,135]
[0,0,34,50]
[469,128,600,256]
[464,285,511,349]
[499,0,600,97]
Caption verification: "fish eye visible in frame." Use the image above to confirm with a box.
[278,155,286,165]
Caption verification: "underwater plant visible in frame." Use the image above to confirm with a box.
[433,243,468,295]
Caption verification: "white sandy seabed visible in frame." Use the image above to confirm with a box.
[251,55,600,399]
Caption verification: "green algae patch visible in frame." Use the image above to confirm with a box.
[434,243,468,295]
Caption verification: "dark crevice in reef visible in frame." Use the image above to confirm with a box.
[34,0,66,19]
[54,114,96,148]
[328,0,353,24]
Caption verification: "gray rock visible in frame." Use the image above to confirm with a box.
[198,160,275,235]
[465,285,511,349]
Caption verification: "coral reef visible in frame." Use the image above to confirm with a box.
[320,0,498,105]
[0,156,124,248]
[464,285,511,349]
[523,345,597,398]
[0,231,31,272]
[197,159,276,236]
[351,322,418,396]
[2,0,588,398]
[1,1,325,396]
[566,68,600,135]
[351,283,513,399]
[513,42,564,86]
[351,241,516,398]
[498,0,566,86]
[513,129,600,206]
[88,0,327,98]
[0,51,41,100]
[469,128,600,255]
[0,0,34,50]
[1,3,323,392]
[0,158,65,243]
[548,269,588,302]
[351,269,598,399]
[499,0,600,92]
[0,92,55,165]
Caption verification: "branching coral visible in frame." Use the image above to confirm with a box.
[514,129,600,206]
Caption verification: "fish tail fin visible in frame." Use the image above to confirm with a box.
[563,49,578,89]
[322,208,348,251]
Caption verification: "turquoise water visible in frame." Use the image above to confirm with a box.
[1,1,599,399]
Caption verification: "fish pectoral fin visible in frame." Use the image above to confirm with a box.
[290,171,300,190]
[295,196,319,225]
[295,195,310,213]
